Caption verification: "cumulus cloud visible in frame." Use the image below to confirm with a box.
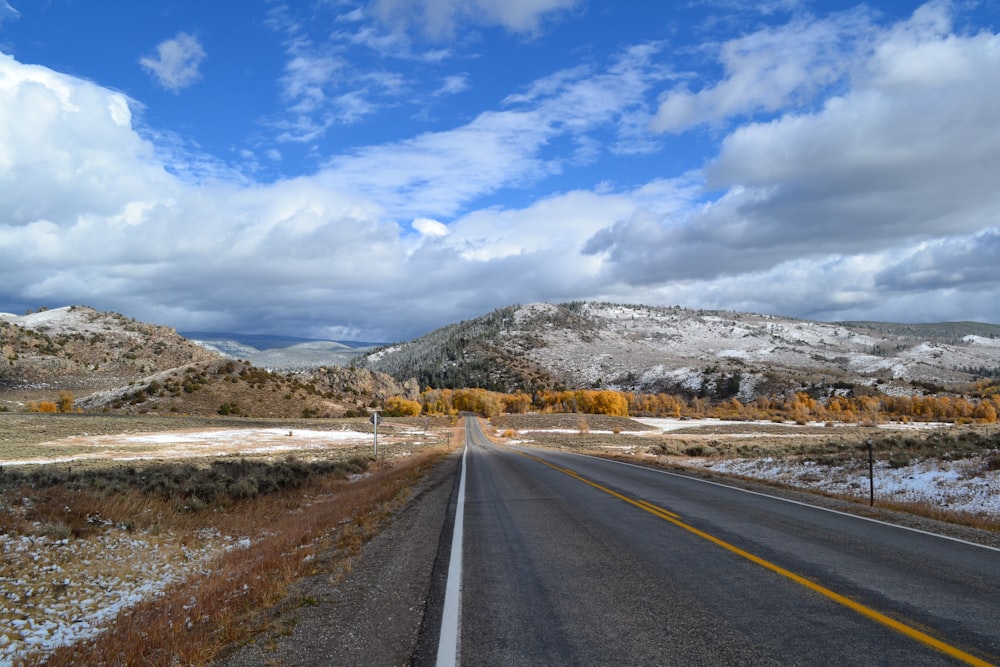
[4,2,1000,339]
[412,217,448,236]
[139,32,206,92]
[874,230,1000,292]
[588,3,1000,310]
[0,53,173,227]
[0,45,645,338]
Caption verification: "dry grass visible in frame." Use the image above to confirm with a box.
[491,413,655,433]
[820,487,1000,533]
[16,446,450,667]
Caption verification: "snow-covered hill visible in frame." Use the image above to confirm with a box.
[360,302,1000,398]
[0,306,217,392]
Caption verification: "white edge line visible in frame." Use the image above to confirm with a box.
[436,435,468,667]
[529,448,1000,555]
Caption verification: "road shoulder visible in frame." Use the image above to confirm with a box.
[216,450,461,666]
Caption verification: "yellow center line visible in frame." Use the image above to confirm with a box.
[519,450,994,667]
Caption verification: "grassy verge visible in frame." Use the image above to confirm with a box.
[14,446,450,666]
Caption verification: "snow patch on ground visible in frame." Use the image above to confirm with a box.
[631,417,953,433]
[0,528,239,663]
[964,335,1000,347]
[3,428,371,467]
[0,426,378,663]
[698,455,1000,518]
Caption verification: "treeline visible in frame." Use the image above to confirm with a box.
[388,387,1000,425]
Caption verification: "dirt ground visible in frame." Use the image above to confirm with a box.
[0,413,458,469]
[4,411,998,472]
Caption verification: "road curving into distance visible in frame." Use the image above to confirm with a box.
[427,417,1000,666]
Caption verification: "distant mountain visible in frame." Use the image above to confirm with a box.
[7,302,1000,415]
[357,302,1000,399]
[181,331,379,370]
[181,331,380,350]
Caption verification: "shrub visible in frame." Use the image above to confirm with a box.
[57,391,75,413]
[888,451,911,469]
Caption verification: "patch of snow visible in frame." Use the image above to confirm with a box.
[701,455,1000,518]
[848,354,908,378]
[1,428,371,467]
[0,527,240,664]
[365,345,401,363]
[964,335,1000,347]
[5,307,135,338]
[631,417,951,434]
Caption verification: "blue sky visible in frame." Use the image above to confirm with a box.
[1,1,999,342]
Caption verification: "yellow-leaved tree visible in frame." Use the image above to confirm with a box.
[383,396,422,417]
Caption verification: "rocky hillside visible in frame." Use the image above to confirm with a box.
[75,359,419,418]
[0,306,217,392]
[359,302,1000,399]
[0,306,417,417]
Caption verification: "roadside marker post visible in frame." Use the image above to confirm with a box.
[867,438,875,507]
[370,411,380,458]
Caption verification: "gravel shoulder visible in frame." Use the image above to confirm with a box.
[215,449,461,667]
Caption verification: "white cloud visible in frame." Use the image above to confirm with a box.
[588,2,1000,323]
[0,1,19,26]
[651,9,874,133]
[281,54,343,114]
[319,44,667,220]
[265,9,409,142]
[371,0,579,39]
[139,32,206,93]
[0,53,172,227]
[434,73,469,96]
[0,45,639,337]
[412,217,448,236]
[4,3,1000,339]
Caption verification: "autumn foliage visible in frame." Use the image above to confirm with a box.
[27,391,80,414]
[416,386,1000,425]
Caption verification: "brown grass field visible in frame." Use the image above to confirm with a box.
[0,413,460,666]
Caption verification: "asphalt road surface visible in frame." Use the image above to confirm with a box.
[429,418,1000,666]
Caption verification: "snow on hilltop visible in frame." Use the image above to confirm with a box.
[0,306,218,392]
[519,303,1000,394]
[361,301,1000,398]
[3,306,159,338]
